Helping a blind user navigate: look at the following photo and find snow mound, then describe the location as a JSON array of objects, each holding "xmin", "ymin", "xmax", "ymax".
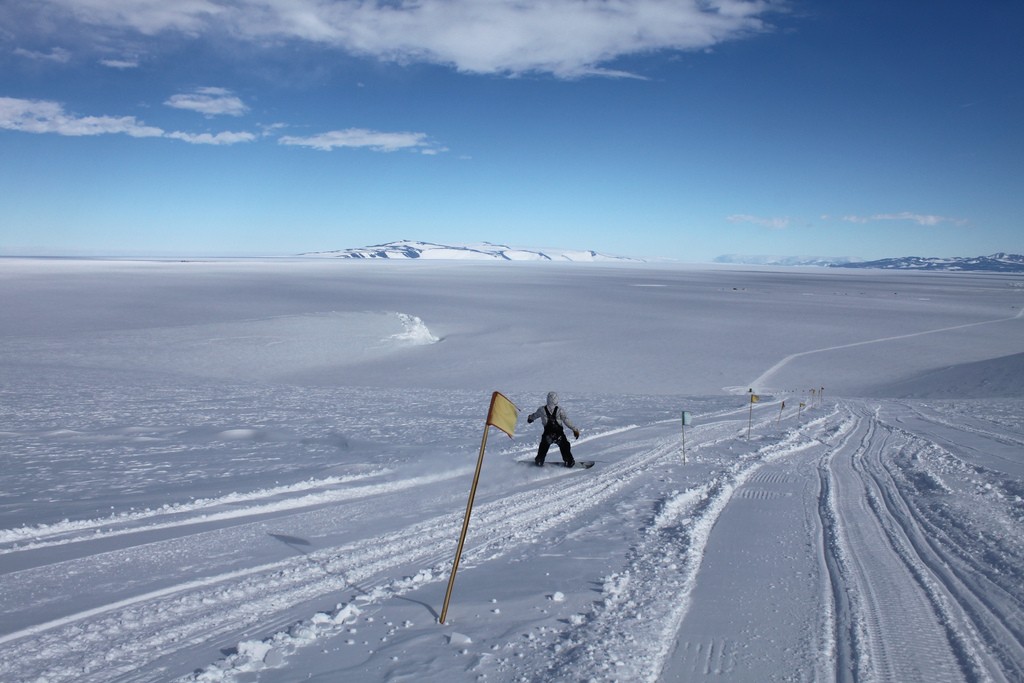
[{"xmin": 389, "ymin": 313, "xmax": 439, "ymax": 344}]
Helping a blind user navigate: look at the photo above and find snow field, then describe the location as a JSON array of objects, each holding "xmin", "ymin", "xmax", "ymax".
[{"xmin": 1, "ymin": 260, "xmax": 1022, "ymax": 682}]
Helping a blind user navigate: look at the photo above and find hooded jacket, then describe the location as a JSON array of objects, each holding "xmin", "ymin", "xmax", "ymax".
[{"xmin": 527, "ymin": 392, "xmax": 577, "ymax": 435}]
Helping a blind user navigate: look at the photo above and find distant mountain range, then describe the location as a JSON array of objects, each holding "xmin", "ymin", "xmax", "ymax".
[
  {"xmin": 714, "ymin": 255, "xmax": 862, "ymax": 267},
  {"xmin": 303, "ymin": 243, "xmax": 1024, "ymax": 271},
  {"xmin": 302, "ymin": 240, "xmax": 642, "ymax": 262},
  {"xmin": 830, "ymin": 253, "xmax": 1024, "ymax": 272},
  {"xmin": 716, "ymin": 253, "xmax": 1024, "ymax": 273}
]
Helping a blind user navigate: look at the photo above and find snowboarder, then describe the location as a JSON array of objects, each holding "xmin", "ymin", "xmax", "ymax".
[{"xmin": 526, "ymin": 392, "xmax": 580, "ymax": 467}]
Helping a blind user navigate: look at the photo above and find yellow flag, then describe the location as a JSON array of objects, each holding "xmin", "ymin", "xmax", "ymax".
[
  {"xmin": 486, "ymin": 391, "xmax": 519, "ymax": 438},
  {"xmin": 750, "ymin": 394, "xmax": 760, "ymax": 403}
]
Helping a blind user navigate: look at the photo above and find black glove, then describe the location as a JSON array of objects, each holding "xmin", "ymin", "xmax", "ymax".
[
  {"xmin": 573, "ymin": 428, "xmax": 580, "ymax": 440},
  {"xmin": 527, "ymin": 415, "xmax": 534, "ymax": 424}
]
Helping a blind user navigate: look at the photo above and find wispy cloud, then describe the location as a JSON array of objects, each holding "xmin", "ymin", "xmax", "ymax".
[
  {"xmin": 164, "ymin": 130, "xmax": 257, "ymax": 145},
  {"xmin": 99, "ymin": 57, "xmax": 140, "ymax": 69},
  {"xmin": 165, "ymin": 87, "xmax": 249, "ymax": 117},
  {"xmin": 829, "ymin": 212, "xmax": 968, "ymax": 227},
  {"xmin": 14, "ymin": 46, "xmax": 72, "ymax": 63},
  {"xmin": 0, "ymin": 97, "xmax": 439, "ymax": 152},
  {"xmin": 727, "ymin": 214, "xmax": 791, "ymax": 230},
  {"xmin": 33, "ymin": 0, "xmax": 776, "ymax": 78},
  {"xmin": 0, "ymin": 96, "xmax": 253, "ymax": 144},
  {"xmin": 279, "ymin": 128, "xmax": 443, "ymax": 154},
  {"xmin": 0, "ymin": 97, "xmax": 163, "ymax": 137},
  {"xmin": 47, "ymin": 0, "xmax": 221, "ymax": 35}
]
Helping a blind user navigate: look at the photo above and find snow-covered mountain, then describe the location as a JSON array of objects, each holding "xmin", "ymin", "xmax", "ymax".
[
  {"xmin": 715, "ymin": 252, "xmax": 1024, "ymax": 272},
  {"xmin": 831, "ymin": 253, "xmax": 1024, "ymax": 272},
  {"xmin": 302, "ymin": 240, "xmax": 642, "ymax": 262},
  {"xmin": 713, "ymin": 254, "xmax": 861, "ymax": 267}
]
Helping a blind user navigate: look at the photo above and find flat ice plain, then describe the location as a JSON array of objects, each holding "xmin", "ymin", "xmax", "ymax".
[{"xmin": 1, "ymin": 258, "xmax": 1022, "ymax": 682}]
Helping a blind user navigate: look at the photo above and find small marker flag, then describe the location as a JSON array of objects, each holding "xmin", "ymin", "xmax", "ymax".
[
  {"xmin": 486, "ymin": 391, "xmax": 519, "ymax": 438},
  {"xmin": 750, "ymin": 394, "xmax": 760, "ymax": 403}
]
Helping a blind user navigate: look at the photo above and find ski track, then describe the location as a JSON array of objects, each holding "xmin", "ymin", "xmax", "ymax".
[
  {"xmin": 0, "ymin": 426, "xmax": 648, "ymax": 556},
  {"xmin": 0, "ymin": 470, "xmax": 397, "ymax": 553},
  {"xmin": 0, "ymin": 419, "xmax": 734, "ymax": 682},
  {"xmin": 3, "ymin": 400, "xmax": 1022, "ymax": 682}
]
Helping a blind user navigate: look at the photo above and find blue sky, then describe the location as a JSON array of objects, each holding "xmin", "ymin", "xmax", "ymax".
[{"xmin": 1, "ymin": 1, "xmax": 1021, "ymax": 261}]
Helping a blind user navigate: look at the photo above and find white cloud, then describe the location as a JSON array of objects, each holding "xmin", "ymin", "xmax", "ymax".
[
  {"xmin": 14, "ymin": 46, "xmax": 72, "ymax": 63},
  {"xmin": 0, "ymin": 96, "xmax": 253, "ymax": 145},
  {"xmin": 836, "ymin": 212, "xmax": 968, "ymax": 227},
  {"xmin": 0, "ymin": 97, "xmax": 163, "ymax": 137},
  {"xmin": 0, "ymin": 97, "xmax": 438, "ymax": 152},
  {"xmin": 48, "ymin": 0, "xmax": 225, "ymax": 36},
  {"xmin": 727, "ymin": 214, "xmax": 790, "ymax": 229},
  {"xmin": 165, "ymin": 87, "xmax": 249, "ymax": 117},
  {"xmin": 37, "ymin": 0, "xmax": 775, "ymax": 78},
  {"xmin": 165, "ymin": 130, "xmax": 257, "ymax": 145},
  {"xmin": 99, "ymin": 57, "xmax": 140, "ymax": 68},
  {"xmin": 279, "ymin": 128, "xmax": 441, "ymax": 153}
]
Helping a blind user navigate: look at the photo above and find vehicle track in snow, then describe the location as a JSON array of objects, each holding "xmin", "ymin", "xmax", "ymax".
[
  {"xmin": 871, "ymin": 411, "xmax": 1024, "ymax": 681},
  {"xmin": 819, "ymin": 401, "xmax": 1020, "ymax": 683}
]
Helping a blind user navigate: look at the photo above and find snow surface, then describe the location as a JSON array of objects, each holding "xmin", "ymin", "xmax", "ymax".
[{"xmin": 1, "ymin": 258, "xmax": 1022, "ymax": 682}]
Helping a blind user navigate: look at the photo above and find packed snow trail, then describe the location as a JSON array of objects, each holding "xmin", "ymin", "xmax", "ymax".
[
  {"xmin": 821, "ymin": 406, "xmax": 976, "ymax": 682},
  {"xmin": 0, "ymin": 411, "xmax": 755, "ymax": 682},
  {"xmin": 663, "ymin": 418, "xmax": 841, "ymax": 682},
  {"xmin": 530, "ymin": 412, "xmax": 840, "ymax": 683},
  {"xmin": 665, "ymin": 400, "xmax": 1024, "ymax": 683},
  {"xmin": 869, "ymin": 404, "xmax": 1024, "ymax": 681}
]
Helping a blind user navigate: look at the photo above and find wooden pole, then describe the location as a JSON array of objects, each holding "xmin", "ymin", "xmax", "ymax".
[
  {"xmin": 439, "ymin": 423, "xmax": 490, "ymax": 625},
  {"xmin": 747, "ymin": 390, "xmax": 754, "ymax": 439}
]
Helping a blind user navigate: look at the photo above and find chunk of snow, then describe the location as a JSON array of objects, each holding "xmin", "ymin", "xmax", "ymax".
[{"xmin": 448, "ymin": 632, "xmax": 473, "ymax": 647}]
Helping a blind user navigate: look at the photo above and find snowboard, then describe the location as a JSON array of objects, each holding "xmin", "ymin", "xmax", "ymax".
[{"xmin": 525, "ymin": 460, "xmax": 594, "ymax": 469}]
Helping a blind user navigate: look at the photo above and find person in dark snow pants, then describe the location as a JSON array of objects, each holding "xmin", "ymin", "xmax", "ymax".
[{"xmin": 526, "ymin": 392, "xmax": 580, "ymax": 467}]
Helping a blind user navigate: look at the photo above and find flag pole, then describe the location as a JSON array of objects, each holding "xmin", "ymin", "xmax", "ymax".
[
  {"xmin": 747, "ymin": 389, "xmax": 754, "ymax": 439},
  {"xmin": 440, "ymin": 422, "xmax": 490, "ymax": 625},
  {"xmin": 681, "ymin": 411, "xmax": 691, "ymax": 464},
  {"xmin": 439, "ymin": 392, "xmax": 517, "ymax": 625}
]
